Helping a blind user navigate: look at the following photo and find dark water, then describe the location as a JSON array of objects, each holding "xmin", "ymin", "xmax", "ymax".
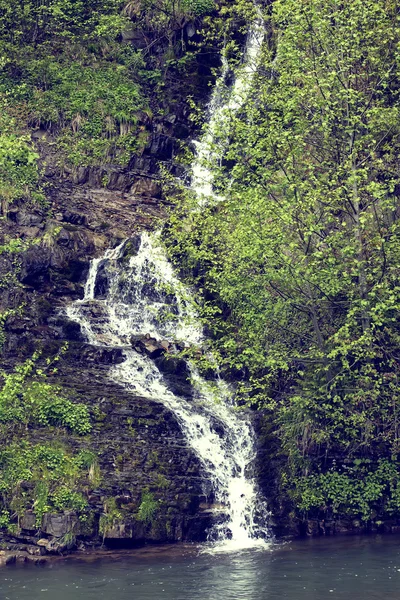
[{"xmin": 2, "ymin": 536, "xmax": 400, "ymax": 600}]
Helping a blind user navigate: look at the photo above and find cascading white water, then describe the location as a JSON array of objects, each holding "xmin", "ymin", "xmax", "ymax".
[
  {"xmin": 67, "ymin": 233, "xmax": 269, "ymax": 551},
  {"xmin": 66, "ymin": 19, "xmax": 269, "ymax": 553},
  {"xmin": 191, "ymin": 15, "xmax": 265, "ymax": 204}
]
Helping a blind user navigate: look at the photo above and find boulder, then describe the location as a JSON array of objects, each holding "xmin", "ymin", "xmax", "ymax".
[
  {"xmin": 154, "ymin": 353, "xmax": 192, "ymax": 398},
  {"xmin": 20, "ymin": 511, "xmax": 37, "ymax": 532},
  {"xmin": 131, "ymin": 334, "xmax": 167, "ymax": 359},
  {"xmin": 130, "ymin": 178, "xmax": 161, "ymax": 198},
  {"xmin": 41, "ymin": 512, "xmax": 79, "ymax": 538}
]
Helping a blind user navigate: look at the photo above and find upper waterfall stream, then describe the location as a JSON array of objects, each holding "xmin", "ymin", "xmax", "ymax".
[
  {"xmin": 66, "ymin": 20, "xmax": 268, "ymax": 553},
  {"xmin": 191, "ymin": 14, "xmax": 265, "ymax": 204}
]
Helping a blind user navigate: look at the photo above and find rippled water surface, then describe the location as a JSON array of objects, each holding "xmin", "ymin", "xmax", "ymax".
[{"xmin": 2, "ymin": 536, "xmax": 400, "ymax": 600}]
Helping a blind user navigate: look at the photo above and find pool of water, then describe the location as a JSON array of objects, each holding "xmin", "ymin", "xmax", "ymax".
[{"xmin": 2, "ymin": 536, "xmax": 400, "ymax": 600}]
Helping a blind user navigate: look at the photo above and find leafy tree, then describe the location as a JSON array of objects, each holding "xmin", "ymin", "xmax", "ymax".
[{"xmin": 166, "ymin": 0, "xmax": 400, "ymax": 519}]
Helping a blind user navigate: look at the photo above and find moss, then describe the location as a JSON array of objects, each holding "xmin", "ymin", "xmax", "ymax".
[
  {"xmin": 92, "ymin": 408, "xmax": 107, "ymax": 423},
  {"xmin": 153, "ymin": 474, "xmax": 169, "ymax": 490},
  {"xmin": 35, "ymin": 297, "xmax": 53, "ymax": 321}
]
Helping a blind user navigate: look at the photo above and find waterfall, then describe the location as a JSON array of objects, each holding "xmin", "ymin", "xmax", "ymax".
[
  {"xmin": 66, "ymin": 19, "xmax": 269, "ymax": 553},
  {"xmin": 67, "ymin": 234, "xmax": 269, "ymax": 552}
]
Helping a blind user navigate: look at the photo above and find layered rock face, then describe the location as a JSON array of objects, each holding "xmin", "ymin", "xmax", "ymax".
[{"xmin": 0, "ymin": 41, "xmax": 222, "ymax": 553}]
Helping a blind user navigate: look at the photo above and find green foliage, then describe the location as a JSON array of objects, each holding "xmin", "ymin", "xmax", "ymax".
[
  {"xmin": 0, "ymin": 441, "xmax": 93, "ymax": 528},
  {"xmin": 33, "ymin": 481, "xmax": 50, "ymax": 526},
  {"xmin": 0, "ymin": 0, "xmax": 219, "ymax": 170},
  {"xmin": 0, "ymin": 133, "xmax": 40, "ymax": 210},
  {"xmin": 295, "ymin": 459, "xmax": 400, "ymax": 522},
  {"xmin": 165, "ymin": 0, "xmax": 400, "ymax": 519},
  {"xmin": 51, "ymin": 488, "xmax": 88, "ymax": 512},
  {"xmin": 99, "ymin": 497, "xmax": 122, "ymax": 540},
  {"xmin": 0, "ymin": 0, "xmax": 129, "ymax": 51},
  {"xmin": 0, "ymin": 238, "xmax": 26, "ymax": 256},
  {"xmin": 137, "ymin": 491, "xmax": 159, "ymax": 524},
  {"xmin": 0, "ymin": 352, "xmax": 91, "ymax": 435},
  {"xmin": 182, "ymin": 0, "xmax": 215, "ymax": 16},
  {"xmin": 126, "ymin": 0, "xmax": 215, "ymax": 29},
  {"xmin": 23, "ymin": 60, "xmax": 147, "ymax": 166},
  {"xmin": 0, "ymin": 238, "xmax": 35, "ymax": 349},
  {"xmin": 0, "ymin": 109, "xmax": 43, "ymax": 213},
  {"xmin": 0, "ymin": 511, "xmax": 10, "ymax": 529},
  {"xmin": 0, "ymin": 0, "xmax": 149, "ymax": 169}
]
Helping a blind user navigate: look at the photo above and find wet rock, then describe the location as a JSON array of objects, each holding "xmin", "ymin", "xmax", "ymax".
[
  {"xmin": 81, "ymin": 346, "xmax": 125, "ymax": 364},
  {"xmin": 173, "ymin": 123, "xmax": 190, "ymax": 139},
  {"xmin": 146, "ymin": 134, "xmax": 174, "ymax": 160},
  {"xmin": 72, "ymin": 166, "xmax": 89, "ymax": 185},
  {"xmin": 26, "ymin": 545, "xmax": 46, "ymax": 556},
  {"xmin": 41, "ymin": 512, "xmax": 78, "ymax": 538},
  {"xmin": 2, "ymin": 553, "xmax": 16, "ymax": 565},
  {"xmin": 8, "ymin": 209, "xmax": 44, "ymax": 227},
  {"xmin": 20, "ymin": 511, "xmax": 37, "ymax": 532},
  {"xmin": 119, "ymin": 236, "xmax": 142, "ymax": 261},
  {"xmin": 198, "ymin": 502, "xmax": 226, "ymax": 514},
  {"xmin": 208, "ymin": 416, "xmax": 225, "ymax": 438},
  {"xmin": 49, "ymin": 315, "xmax": 84, "ymax": 340},
  {"xmin": 46, "ymin": 537, "xmax": 77, "ymax": 553},
  {"xmin": 130, "ymin": 178, "xmax": 161, "ymax": 198},
  {"xmin": 21, "ymin": 226, "xmax": 41, "ymax": 239},
  {"xmin": 131, "ymin": 334, "xmax": 166, "ymax": 359},
  {"xmin": 94, "ymin": 262, "xmax": 109, "ymax": 298},
  {"xmin": 129, "ymin": 335, "xmax": 193, "ymax": 397},
  {"xmin": 104, "ymin": 523, "xmax": 131, "ymax": 539},
  {"xmin": 183, "ymin": 514, "xmax": 217, "ymax": 542},
  {"xmin": 154, "ymin": 353, "xmax": 193, "ymax": 398},
  {"xmin": 62, "ymin": 210, "xmax": 87, "ymax": 226},
  {"xmin": 61, "ymin": 318, "xmax": 83, "ymax": 341},
  {"xmin": 20, "ymin": 245, "xmax": 52, "ymax": 285},
  {"xmin": 129, "ymin": 156, "xmax": 155, "ymax": 173}
]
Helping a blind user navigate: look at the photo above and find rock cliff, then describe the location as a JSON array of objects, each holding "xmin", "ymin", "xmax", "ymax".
[{"xmin": 0, "ymin": 21, "xmax": 225, "ymax": 554}]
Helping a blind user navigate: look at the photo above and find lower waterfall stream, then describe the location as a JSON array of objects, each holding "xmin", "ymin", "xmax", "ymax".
[{"xmin": 66, "ymin": 233, "xmax": 269, "ymax": 552}]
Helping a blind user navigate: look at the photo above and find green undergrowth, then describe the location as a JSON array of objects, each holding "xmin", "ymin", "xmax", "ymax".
[
  {"xmin": 0, "ymin": 108, "xmax": 44, "ymax": 216},
  {"xmin": 0, "ymin": 442, "xmax": 96, "ymax": 531},
  {"xmin": 137, "ymin": 490, "xmax": 160, "ymax": 524},
  {"xmin": 294, "ymin": 459, "xmax": 400, "ymax": 522},
  {"xmin": 98, "ymin": 491, "xmax": 160, "ymax": 541},
  {"xmin": 0, "ymin": 351, "xmax": 91, "ymax": 435},
  {"xmin": 0, "ymin": 0, "xmax": 219, "ymax": 214},
  {"xmin": 0, "ymin": 348, "xmax": 175, "ymax": 538},
  {"xmin": 0, "ymin": 350, "xmax": 96, "ymax": 532},
  {"xmin": 0, "ymin": 50, "xmax": 149, "ymax": 170}
]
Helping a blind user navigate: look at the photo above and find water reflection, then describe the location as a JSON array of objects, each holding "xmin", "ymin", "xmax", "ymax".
[
  {"xmin": 2, "ymin": 536, "xmax": 400, "ymax": 600},
  {"xmin": 192, "ymin": 549, "xmax": 273, "ymax": 600}
]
